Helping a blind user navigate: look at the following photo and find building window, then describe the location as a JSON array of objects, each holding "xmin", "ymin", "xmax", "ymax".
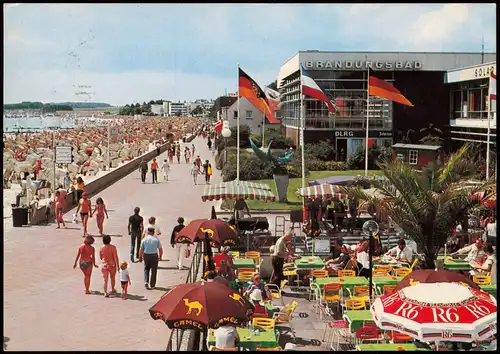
[
  {"xmin": 246, "ymin": 110, "xmax": 253, "ymax": 119},
  {"xmin": 409, "ymin": 150, "xmax": 418, "ymax": 165},
  {"xmin": 233, "ymin": 110, "xmax": 238, "ymax": 119}
]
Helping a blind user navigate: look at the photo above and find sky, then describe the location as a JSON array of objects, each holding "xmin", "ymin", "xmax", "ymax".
[{"xmin": 3, "ymin": 3, "xmax": 497, "ymax": 106}]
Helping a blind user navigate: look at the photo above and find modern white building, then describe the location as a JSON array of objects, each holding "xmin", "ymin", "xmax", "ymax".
[
  {"xmin": 169, "ymin": 102, "xmax": 189, "ymax": 116},
  {"xmin": 220, "ymin": 97, "xmax": 280, "ymax": 134},
  {"xmin": 445, "ymin": 61, "xmax": 496, "ymax": 149},
  {"xmin": 151, "ymin": 104, "xmax": 164, "ymax": 116}
]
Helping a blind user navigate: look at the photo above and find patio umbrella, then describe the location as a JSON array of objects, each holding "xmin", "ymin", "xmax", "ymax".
[
  {"xmin": 203, "ymin": 232, "xmax": 216, "ymax": 279},
  {"xmin": 201, "ymin": 184, "xmax": 276, "ymax": 202},
  {"xmin": 395, "ymin": 269, "xmax": 479, "ymax": 291},
  {"xmin": 175, "ymin": 219, "xmax": 239, "ymax": 248},
  {"xmin": 210, "ymin": 205, "xmax": 217, "ymax": 220},
  {"xmin": 371, "ymin": 282, "xmax": 497, "ymax": 343},
  {"xmin": 296, "ymin": 183, "xmax": 350, "ymax": 199},
  {"xmin": 150, "ymin": 281, "xmax": 254, "ymax": 330},
  {"xmin": 218, "ymin": 180, "xmax": 272, "ymax": 190}
]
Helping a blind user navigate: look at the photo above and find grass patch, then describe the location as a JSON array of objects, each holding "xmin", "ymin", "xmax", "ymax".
[{"xmin": 245, "ymin": 170, "xmax": 383, "ymax": 211}]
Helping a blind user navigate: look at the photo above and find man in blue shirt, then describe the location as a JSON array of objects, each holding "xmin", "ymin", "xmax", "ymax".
[{"xmin": 139, "ymin": 227, "xmax": 163, "ymax": 289}]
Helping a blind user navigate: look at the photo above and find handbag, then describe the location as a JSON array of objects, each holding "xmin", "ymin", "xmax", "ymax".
[
  {"xmin": 207, "ymin": 166, "xmax": 212, "ymax": 176},
  {"xmin": 185, "ymin": 247, "xmax": 191, "ymax": 258},
  {"xmin": 72, "ymin": 213, "xmax": 79, "ymax": 224}
]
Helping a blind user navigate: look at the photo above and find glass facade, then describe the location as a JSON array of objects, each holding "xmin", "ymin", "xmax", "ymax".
[
  {"xmin": 450, "ymin": 78, "xmax": 490, "ymax": 120},
  {"xmin": 279, "ymin": 70, "xmax": 394, "ymax": 131}
]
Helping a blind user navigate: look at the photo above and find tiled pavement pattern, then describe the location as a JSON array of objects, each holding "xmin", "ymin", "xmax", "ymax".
[{"xmin": 3, "ymin": 137, "xmax": 222, "ymax": 351}]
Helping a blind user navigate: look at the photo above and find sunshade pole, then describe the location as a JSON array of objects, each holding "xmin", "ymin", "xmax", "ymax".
[{"xmin": 237, "ymin": 63, "xmax": 240, "ymax": 182}]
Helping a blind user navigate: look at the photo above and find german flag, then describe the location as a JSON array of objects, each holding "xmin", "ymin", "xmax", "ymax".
[
  {"xmin": 368, "ymin": 76, "xmax": 414, "ymax": 107},
  {"xmin": 239, "ymin": 68, "xmax": 274, "ymax": 121}
]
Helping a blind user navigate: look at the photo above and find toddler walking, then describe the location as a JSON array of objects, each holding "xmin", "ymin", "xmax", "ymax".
[{"xmin": 120, "ymin": 262, "xmax": 131, "ymax": 300}]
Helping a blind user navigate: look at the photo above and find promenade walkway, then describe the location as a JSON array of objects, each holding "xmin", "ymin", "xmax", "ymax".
[{"xmin": 3, "ymin": 137, "xmax": 221, "ymax": 351}]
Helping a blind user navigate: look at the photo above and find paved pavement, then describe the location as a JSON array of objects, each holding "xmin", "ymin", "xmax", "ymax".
[{"xmin": 3, "ymin": 137, "xmax": 221, "ymax": 351}]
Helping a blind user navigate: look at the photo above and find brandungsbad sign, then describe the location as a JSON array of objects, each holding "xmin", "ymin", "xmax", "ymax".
[{"xmin": 303, "ymin": 60, "xmax": 423, "ymax": 71}]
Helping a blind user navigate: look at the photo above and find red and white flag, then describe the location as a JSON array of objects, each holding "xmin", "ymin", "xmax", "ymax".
[
  {"xmin": 489, "ymin": 73, "xmax": 496, "ymax": 100},
  {"xmin": 214, "ymin": 119, "xmax": 223, "ymax": 132}
]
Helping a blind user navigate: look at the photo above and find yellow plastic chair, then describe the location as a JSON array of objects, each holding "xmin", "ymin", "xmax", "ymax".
[
  {"xmin": 256, "ymin": 348, "xmax": 282, "ymax": 351},
  {"xmin": 374, "ymin": 264, "xmax": 393, "ymax": 273},
  {"xmin": 344, "ymin": 298, "xmax": 366, "ymax": 311},
  {"xmin": 267, "ymin": 280, "xmax": 288, "ymax": 306},
  {"xmin": 372, "ymin": 269, "xmax": 389, "ymax": 277},
  {"xmin": 473, "ymin": 275, "xmax": 492, "ymax": 285},
  {"xmin": 238, "ymin": 271, "xmax": 255, "ymax": 281},
  {"xmin": 252, "ymin": 317, "xmax": 276, "ymax": 330},
  {"xmin": 409, "ymin": 257, "xmax": 419, "ymax": 270},
  {"xmin": 338, "ymin": 269, "xmax": 356, "ymax": 277},
  {"xmin": 211, "ymin": 347, "xmax": 239, "ymax": 351},
  {"xmin": 229, "ymin": 251, "xmax": 240, "ymax": 259},
  {"xmin": 383, "ymin": 285, "xmax": 397, "ymax": 294},
  {"xmin": 273, "ymin": 301, "xmax": 297, "ymax": 339},
  {"xmin": 311, "ymin": 269, "xmax": 329, "ymax": 278},
  {"xmin": 348, "ymin": 285, "xmax": 371, "ymax": 304},
  {"xmin": 394, "ymin": 268, "xmax": 412, "ymax": 277},
  {"xmin": 237, "ymin": 268, "xmax": 256, "ymax": 274},
  {"xmin": 245, "ymin": 251, "xmax": 261, "ymax": 263}
]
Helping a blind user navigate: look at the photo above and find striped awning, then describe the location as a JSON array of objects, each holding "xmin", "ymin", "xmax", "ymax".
[
  {"xmin": 216, "ymin": 180, "xmax": 272, "ymax": 191},
  {"xmin": 202, "ymin": 184, "xmax": 276, "ymax": 202},
  {"xmin": 296, "ymin": 183, "xmax": 350, "ymax": 199}
]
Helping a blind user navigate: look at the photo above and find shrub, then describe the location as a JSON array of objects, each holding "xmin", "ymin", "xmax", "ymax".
[
  {"xmin": 221, "ymin": 151, "xmax": 275, "ymax": 181},
  {"xmin": 306, "ymin": 159, "xmax": 347, "ymax": 171},
  {"xmin": 253, "ymin": 129, "xmax": 294, "ymax": 149},
  {"xmin": 304, "ymin": 139, "xmax": 335, "ymax": 161},
  {"xmin": 347, "ymin": 145, "xmax": 381, "ymax": 170},
  {"xmin": 225, "ymin": 125, "xmax": 251, "ymax": 148}
]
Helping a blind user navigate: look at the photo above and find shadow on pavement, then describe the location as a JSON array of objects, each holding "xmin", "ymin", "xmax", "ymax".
[
  {"xmin": 151, "ymin": 286, "xmax": 171, "ymax": 292},
  {"xmin": 90, "ymin": 290, "xmax": 148, "ymax": 301},
  {"xmin": 89, "ymin": 233, "xmax": 124, "ymax": 238},
  {"xmin": 158, "ymin": 266, "xmax": 183, "ymax": 270}
]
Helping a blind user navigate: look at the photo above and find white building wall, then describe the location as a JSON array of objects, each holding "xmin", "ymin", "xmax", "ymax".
[{"xmin": 221, "ymin": 97, "xmax": 279, "ymax": 134}]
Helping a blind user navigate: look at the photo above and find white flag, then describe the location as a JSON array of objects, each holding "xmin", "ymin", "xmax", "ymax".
[{"xmin": 489, "ymin": 73, "xmax": 496, "ymax": 100}]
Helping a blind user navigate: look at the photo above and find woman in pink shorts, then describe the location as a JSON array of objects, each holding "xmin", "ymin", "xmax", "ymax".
[
  {"xmin": 99, "ymin": 234, "xmax": 119, "ymax": 297},
  {"xmin": 73, "ymin": 235, "xmax": 98, "ymax": 294}
]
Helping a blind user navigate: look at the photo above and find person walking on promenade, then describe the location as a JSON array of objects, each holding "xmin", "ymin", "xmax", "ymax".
[
  {"xmin": 73, "ymin": 235, "xmax": 98, "ymax": 295},
  {"xmin": 120, "ymin": 262, "xmax": 131, "ymax": 300},
  {"xmin": 184, "ymin": 147, "xmax": 191, "ymax": 164},
  {"xmin": 140, "ymin": 159, "xmax": 148, "ymax": 183},
  {"xmin": 139, "ymin": 226, "xmax": 163, "ymax": 289},
  {"xmin": 99, "ymin": 235, "xmax": 119, "ymax": 298},
  {"xmin": 128, "ymin": 207, "xmax": 144, "ymax": 263},
  {"xmin": 161, "ymin": 159, "xmax": 170, "ymax": 181},
  {"xmin": 76, "ymin": 192, "xmax": 92, "ymax": 237},
  {"xmin": 171, "ymin": 217, "xmax": 188, "ymax": 270},
  {"xmin": 64, "ymin": 172, "xmax": 72, "ymax": 192},
  {"xmin": 203, "ymin": 160, "xmax": 212, "ymax": 184},
  {"xmin": 151, "ymin": 158, "xmax": 159, "ymax": 184},
  {"xmin": 53, "ymin": 190, "xmax": 66, "ymax": 229},
  {"xmin": 191, "ymin": 162, "xmax": 199, "ymax": 185},
  {"xmin": 156, "ymin": 141, "xmax": 161, "ymax": 156},
  {"xmin": 146, "ymin": 216, "xmax": 162, "ymax": 240},
  {"xmin": 168, "ymin": 148, "xmax": 174, "ymax": 163},
  {"xmin": 195, "ymin": 155, "xmax": 202, "ymax": 173},
  {"xmin": 75, "ymin": 176, "xmax": 85, "ymax": 205},
  {"xmin": 92, "ymin": 197, "xmax": 109, "ymax": 235},
  {"xmin": 176, "ymin": 147, "xmax": 181, "ymax": 164},
  {"xmin": 192, "ymin": 143, "xmax": 196, "ymax": 156},
  {"xmin": 207, "ymin": 138, "xmax": 212, "ymax": 151}
]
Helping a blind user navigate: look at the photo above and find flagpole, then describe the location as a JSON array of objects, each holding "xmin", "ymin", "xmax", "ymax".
[
  {"xmin": 364, "ymin": 66, "xmax": 370, "ymax": 177},
  {"xmin": 262, "ymin": 111, "xmax": 266, "ymax": 148},
  {"xmin": 300, "ymin": 69, "xmax": 308, "ymax": 254},
  {"xmin": 486, "ymin": 91, "xmax": 491, "ymax": 180},
  {"xmin": 237, "ymin": 63, "xmax": 240, "ymax": 182}
]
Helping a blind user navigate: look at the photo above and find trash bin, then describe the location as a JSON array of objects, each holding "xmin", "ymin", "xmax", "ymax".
[{"xmin": 12, "ymin": 207, "xmax": 29, "ymax": 227}]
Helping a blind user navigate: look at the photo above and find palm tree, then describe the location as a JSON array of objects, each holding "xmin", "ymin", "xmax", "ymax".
[{"xmin": 341, "ymin": 144, "xmax": 496, "ymax": 269}]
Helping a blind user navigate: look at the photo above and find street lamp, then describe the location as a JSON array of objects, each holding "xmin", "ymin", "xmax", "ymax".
[
  {"xmin": 362, "ymin": 219, "xmax": 379, "ymax": 301},
  {"xmin": 222, "ymin": 125, "xmax": 231, "ymax": 164}
]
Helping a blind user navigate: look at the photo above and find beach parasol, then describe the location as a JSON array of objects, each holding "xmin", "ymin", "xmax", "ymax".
[
  {"xmin": 296, "ymin": 183, "xmax": 350, "ymax": 199},
  {"xmin": 149, "ymin": 281, "xmax": 254, "ymax": 330},
  {"xmin": 201, "ymin": 184, "xmax": 276, "ymax": 202},
  {"xmin": 175, "ymin": 219, "xmax": 239, "ymax": 248},
  {"xmin": 395, "ymin": 269, "xmax": 479, "ymax": 291},
  {"xmin": 371, "ymin": 282, "xmax": 497, "ymax": 343}
]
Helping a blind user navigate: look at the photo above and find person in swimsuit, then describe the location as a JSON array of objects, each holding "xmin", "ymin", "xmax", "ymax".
[
  {"xmin": 191, "ymin": 162, "xmax": 199, "ymax": 185},
  {"xmin": 76, "ymin": 192, "xmax": 92, "ymax": 237},
  {"xmin": 75, "ymin": 176, "xmax": 85, "ymax": 205},
  {"xmin": 184, "ymin": 147, "xmax": 191, "ymax": 164},
  {"xmin": 168, "ymin": 149, "xmax": 174, "ymax": 163},
  {"xmin": 73, "ymin": 235, "xmax": 98, "ymax": 294},
  {"xmin": 53, "ymin": 190, "xmax": 66, "ymax": 229},
  {"xmin": 176, "ymin": 147, "xmax": 181, "ymax": 164},
  {"xmin": 120, "ymin": 262, "xmax": 131, "ymax": 300},
  {"xmin": 99, "ymin": 235, "xmax": 120, "ymax": 298},
  {"xmin": 151, "ymin": 158, "xmax": 159, "ymax": 184},
  {"xmin": 191, "ymin": 143, "xmax": 196, "ymax": 156},
  {"xmin": 91, "ymin": 197, "xmax": 109, "ymax": 235}
]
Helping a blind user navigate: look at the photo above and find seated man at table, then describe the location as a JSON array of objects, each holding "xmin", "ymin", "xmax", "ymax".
[
  {"xmin": 356, "ymin": 241, "xmax": 371, "ymax": 277},
  {"xmin": 325, "ymin": 244, "xmax": 351, "ymax": 275},
  {"xmin": 470, "ymin": 244, "xmax": 496, "ymax": 284},
  {"xmin": 215, "ymin": 324, "xmax": 240, "ymax": 349},
  {"xmin": 214, "ymin": 246, "xmax": 234, "ymax": 268},
  {"xmin": 217, "ymin": 260, "xmax": 236, "ymax": 282},
  {"xmin": 245, "ymin": 273, "xmax": 271, "ymax": 300},
  {"xmin": 385, "ymin": 238, "xmax": 413, "ymax": 264},
  {"xmin": 450, "ymin": 239, "xmax": 485, "ymax": 263}
]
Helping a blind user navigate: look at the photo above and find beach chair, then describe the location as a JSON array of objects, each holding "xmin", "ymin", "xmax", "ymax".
[
  {"xmin": 252, "ymin": 317, "xmax": 276, "ymax": 330},
  {"xmin": 472, "ymin": 275, "xmax": 492, "ymax": 285}
]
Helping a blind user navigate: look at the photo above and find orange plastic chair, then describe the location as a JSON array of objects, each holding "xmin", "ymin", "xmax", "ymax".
[
  {"xmin": 252, "ymin": 317, "xmax": 276, "ymax": 330},
  {"xmin": 245, "ymin": 251, "xmax": 261, "ymax": 263},
  {"xmin": 311, "ymin": 269, "xmax": 329, "ymax": 278},
  {"xmin": 383, "ymin": 285, "xmax": 397, "ymax": 294},
  {"xmin": 394, "ymin": 268, "xmax": 412, "ymax": 277},
  {"xmin": 372, "ymin": 269, "xmax": 389, "ymax": 276},
  {"xmin": 338, "ymin": 269, "xmax": 356, "ymax": 277},
  {"xmin": 374, "ymin": 264, "xmax": 393, "ymax": 273},
  {"xmin": 388, "ymin": 331, "xmax": 413, "ymax": 343},
  {"xmin": 322, "ymin": 283, "xmax": 342, "ymax": 304},
  {"xmin": 472, "ymin": 275, "xmax": 492, "ymax": 285},
  {"xmin": 349, "ymin": 285, "xmax": 371, "ymax": 303},
  {"xmin": 237, "ymin": 267, "xmax": 256, "ymax": 274},
  {"xmin": 256, "ymin": 348, "xmax": 282, "ymax": 351},
  {"xmin": 211, "ymin": 347, "xmax": 239, "ymax": 351},
  {"xmin": 344, "ymin": 299, "xmax": 366, "ymax": 310}
]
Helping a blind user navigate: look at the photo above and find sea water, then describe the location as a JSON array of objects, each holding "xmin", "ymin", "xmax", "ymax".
[{"xmin": 3, "ymin": 116, "xmax": 76, "ymax": 132}]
